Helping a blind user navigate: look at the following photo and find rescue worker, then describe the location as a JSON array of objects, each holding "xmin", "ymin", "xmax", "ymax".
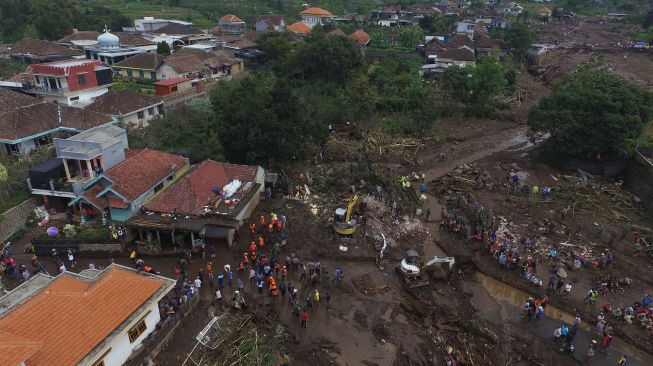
[
  {"xmin": 243, "ymin": 252, "xmax": 249, "ymax": 265},
  {"xmin": 249, "ymin": 223, "xmax": 256, "ymax": 237},
  {"xmin": 249, "ymin": 241, "xmax": 257, "ymax": 254},
  {"xmin": 281, "ymin": 266, "xmax": 288, "ymax": 281},
  {"xmin": 258, "ymin": 236, "xmax": 265, "ymax": 249}
]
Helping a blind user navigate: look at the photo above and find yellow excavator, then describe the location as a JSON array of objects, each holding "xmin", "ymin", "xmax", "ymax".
[{"xmin": 333, "ymin": 194, "xmax": 359, "ymax": 237}]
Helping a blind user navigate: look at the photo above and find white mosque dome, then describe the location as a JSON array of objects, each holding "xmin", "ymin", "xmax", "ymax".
[{"xmin": 97, "ymin": 30, "xmax": 120, "ymax": 49}]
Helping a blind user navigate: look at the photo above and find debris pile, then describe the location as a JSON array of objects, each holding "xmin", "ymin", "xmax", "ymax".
[{"xmin": 363, "ymin": 195, "xmax": 428, "ymax": 247}]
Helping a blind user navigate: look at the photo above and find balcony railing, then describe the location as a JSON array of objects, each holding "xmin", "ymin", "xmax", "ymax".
[{"xmin": 30, "ymin": 85, "xmax": 66, "ymax": 94}]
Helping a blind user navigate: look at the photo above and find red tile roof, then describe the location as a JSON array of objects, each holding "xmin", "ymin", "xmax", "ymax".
[
  {"xmin": 433, "ymin": 48, "xmax": 476, "ymax": 62},
  {"xmin": 103, "ymin": 148, "xmax": 188, "ymax": 201},
  {"xmin": 87, "ymin": 89, "xmax": 162, "ymax": 117},
  {"xmin": 447, "ymin": 34, "xmax": 474, "ymax": 49},
  {"xmin": 113, "ymin": 53, "xmax": 166, "ymax": 71},
  {"xmin": 9, "ymin": 39, "xmax": 81, "ymax": 57},
  {"xmin": 349, "ymin": 29, "xmax": 371, "ymax": 46},
  {"xmin": 287, "ymin": 22, "xmax": 311, "ymax": 34},
  {"xmin": 153, "ymin": 77, "xmax": 192, "ymax": 86},
  {"xmin": 0, "ymin": 267, "xmax": 169, "ymax": 366},
  {"xmin": 220, "ymin": 14, "xmax": 244, "ymax": 23},
  {"xmin": 146, "ymin": 160, "xmax": 257, "ymax": 216},
  {"xmin": 300, "ymin": 7, "xmax": 333, "ymax": 16},
  {"xmin": 164, "ymin": 54, "xmax": 210, "ymax": 74},
  {"xmin": 0, "ymin": 101, "xmax": 113, "ymax": 142},
  {"xmin": 0, "ymin": 330, "xmax": 41, "ymax": 365}
]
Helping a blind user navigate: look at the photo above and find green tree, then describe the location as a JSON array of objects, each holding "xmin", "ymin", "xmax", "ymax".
[
  {"xmin": 211, "ymin": 73, "xmax": 326, "ymax": 164},
  {"xmin": 504, "ymin": 21, "xmax": 535, "ymax": 60},
  {"xmin": 287, "ymin": 30, "xmax": 364, "ymax": 83},
  {"xmin": 139, "ymin": 105, "xmax": 224, "ymax": 163},
  {"xmin": 256, "ymin": 32, "xmax": 292, "ymax": 67},
  {"xmin": 0, "ymin": 164, "xmax": 8, "ymax": 182},
  {"xmin": 419, "ymin": 15, "xmax": 457, "ymax": 35},
  {"xmin": 156, "ymin": 41, "xmax": 171, "ymax": 56},
  {"xmin": 440, "ymin": 56, "xmax": 510, "ymax": 116},
  {"xmin": 644, "ymin": 9, "xmax": 653, "ymax": 29},
  {"xmin": 529, "ymin": 69, "xmax": 653, "ymax": 158},
  {"xmin": 470, "ymin": 56, "xmax": 509, "ymax": 110}
]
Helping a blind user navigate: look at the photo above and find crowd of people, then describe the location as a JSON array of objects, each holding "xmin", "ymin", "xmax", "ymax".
[{"xmin": 145, "ymin": 211, "xmax": 339, "ymax": 330}]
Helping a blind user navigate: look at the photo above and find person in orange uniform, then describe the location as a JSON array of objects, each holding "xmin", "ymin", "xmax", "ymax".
[
  {"xmin": 249, "ymin": 223, "xmax": 256, "ymax": 237},
  {"xmin": 249, "ymin": 241, "xmax": 257, "ymax": 253},
  {"xmin": 260, "ymin": 215, "xmax": 266, "ymax": 226},
  {"xmin": 276, "ymin": 220, "xmax": 282, "ymax": 232},
  {"xmin": 258, "ymin": 235, "xmax": 265, "ymax": 248},
  {"xmin": 243, "ymin": 252, "xmax": 249, "ymax": 265},
  {"xmin": 269, "ymin": 280, "xmax": 279, "ymax": 298}
]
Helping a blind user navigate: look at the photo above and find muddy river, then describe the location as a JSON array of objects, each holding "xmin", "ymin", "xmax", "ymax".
[{"xmin": 470, "ymin": 272, "xmax": 653, "ymax": 366}]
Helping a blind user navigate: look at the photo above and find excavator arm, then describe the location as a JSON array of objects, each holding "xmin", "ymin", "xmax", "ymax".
[
  {"xmin": 345, "ymin": 194, "xmax": 359, "ymax": 223},
  {"xmin": 423, "ymin": 256, "xmax": 455, "ymax": 271}
]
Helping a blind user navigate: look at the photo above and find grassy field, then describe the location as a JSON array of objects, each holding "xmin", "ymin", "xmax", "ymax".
[
  {"xmin": 92, "ymin": 0, "xmax": 216, "ymax": 28},
  {"xmin": 93, "ymin": 0, "xmax": 385, "ymax": 28}
]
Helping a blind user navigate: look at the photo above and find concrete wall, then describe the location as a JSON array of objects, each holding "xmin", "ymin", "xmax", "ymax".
[
  {"xmin": 158, "ymin": 64, "xmax": 183, "ymax": 80},
  {"xmin": 78, "ymin": 243, "xmax": 123, "ymax": 252},
  {"xmin": 115, "ymin": 68, "xmax": 162, "ymax": 81},
  {"xmin": 95, "ymin": 302, "xmax": 161, "ymax": 366},
  {"xmin": 0, "ymin": 197, "xmax": 38, "ymax": 242},
  {"xmin": 119, "ymin": 104, "xmax": 163, "ymax": 128}
]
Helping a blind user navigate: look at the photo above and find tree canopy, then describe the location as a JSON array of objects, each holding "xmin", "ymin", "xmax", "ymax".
[
  {"xmin": 440, "ymin": 56, "xmax": 512, "ymax": 116},
  {"xmin": 529, "ymin": 69, "xmax": 653, "ymax": 158},
  {"xmin": 0, "ymin": 0, "xmax": 130, "ymax": 42},
  {"xmin": 287, "ymin": 29, "xmax": 365, "ymax": 83},
  {"xmin": 133, "ymin": 102, "xmax": 224, "ymax": 163},
  {"xmin": 503, "ymin": 21, "xmax": 536, "ymax": 60},
  {"xmin": 156, "ymin": 41, "xmax": 171, "ymax": 56},
  {"xmin": 211, "ymin": 73, "xmax": 326, "ymax": 164}
]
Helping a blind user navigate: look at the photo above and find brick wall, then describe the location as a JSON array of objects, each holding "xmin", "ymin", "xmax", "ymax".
[{"xmin": 0, "ymin": 198, "xmax": 38, "ymax": 243}]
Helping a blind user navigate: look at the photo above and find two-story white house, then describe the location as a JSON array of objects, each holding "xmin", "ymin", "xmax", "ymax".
[{"xmin": 300, "ymin": 7, "xmax": 335, "ymax": 28}]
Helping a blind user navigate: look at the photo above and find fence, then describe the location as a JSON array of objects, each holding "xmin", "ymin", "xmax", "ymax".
[
  {"xmin": 30, "ymin": 239, "xmax": 122, "ymax": 255},
  {"xmin": 126, "ymin": 292, "xmax": 201, "ymax": 365}
]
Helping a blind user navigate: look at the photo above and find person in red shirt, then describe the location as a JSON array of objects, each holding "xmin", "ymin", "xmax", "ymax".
[
  {"xmin": 258, "ymin": 236, "xmax": 265, "ymax": 248},
  {"xmin": 300, "ymin": 309, "xmax": 309, "ymax": 328},
  {"xmin": 249, "ymin": 242, "xmax": 257, "ymax": 253},
  {"xmin": 249, "ymin": 223, "xmax": 256, "ymax": 237}
]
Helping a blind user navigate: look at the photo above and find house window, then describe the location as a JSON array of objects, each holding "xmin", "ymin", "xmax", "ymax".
[
  {"xmin": 128, "ymin": 319, "xmax": 147, "ymax": 343},
  {"xmin": 70, "ymin": 96, "xmax": 80, "ymax": 103},
  {"xmin": 154, "ymin": 182, "xmax": 164, "ymax": 192},
  {"xmin": 137, "ymin": 111, "xmax": 145, "ymax": 119},
  {"xmin": 147, "ymin": 107, "xmax": 155, "ymax": 115},
  {"xmin": 34, "ymin": 135, "xmax": 53, "ymax": 148},
  {"xmin": 158, "ymin": 105, "xmax": 164, "ymax": 115},
  {"xmin": 127, "ymin": 70, "xmax": 133, "ymax": 77},
  {"xmin": 151, "ymin": 71, "xmax": 157, "ymax": 80},
  {"xmin": 171, "ymin": 85, "xmax": 178, "ymax": 92},
  {"xmin": 5, "ymin": 144, "xmax": 20, "ymax": 156},
  {"xmin": 139, "ymin": 70, "xmax": 145, "ymax": 78},
  {"xmin": 77, "ymin": 74, "xmax": 87, "ymax": 85}
]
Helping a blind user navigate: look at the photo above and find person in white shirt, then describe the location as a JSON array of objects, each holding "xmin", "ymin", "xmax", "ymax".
[
  {"xmin": 194, "ymin": 277, "xmax": 202, "ymax": 290},
  {"xmin": 216, "ymin": 289, "xmax": 222, "ymax": 304}
]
